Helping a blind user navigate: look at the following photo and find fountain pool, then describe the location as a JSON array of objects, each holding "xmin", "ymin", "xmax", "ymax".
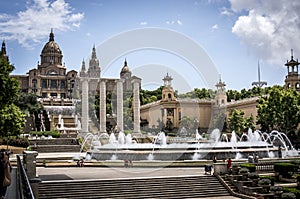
[{"xmin": 82, "ymin": 129, "xmax": 298, "ymax": 161}]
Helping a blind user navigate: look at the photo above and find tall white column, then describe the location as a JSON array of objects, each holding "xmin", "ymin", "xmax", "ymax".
[
  {"xmin": 116, "ymin": 80, "xmax": 124, "ymax": 132},
  {"xmin": 81, "ymin": 78, "xmax": 89, "ymax": 133},
  {"xmin": 99, "ymin": 80, "xmax": 106, "ymax": 133},
  {"xmin": 132, "ymin": 79, "xmax": 140, "ymax": 133}
]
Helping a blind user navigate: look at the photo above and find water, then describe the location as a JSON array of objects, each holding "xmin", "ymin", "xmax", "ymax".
[{"xmin": 82, "ymin": 129, "xmax": 298, "ymax": 161}]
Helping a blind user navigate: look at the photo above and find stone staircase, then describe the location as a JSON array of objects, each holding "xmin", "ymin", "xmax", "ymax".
[
  {"xmin": 29, "ymin": 134, "xmax": 81, "ymax": 153},
  {"xmin": 38, "ymin": 175, "xmax": 231, "ymax": 199}
]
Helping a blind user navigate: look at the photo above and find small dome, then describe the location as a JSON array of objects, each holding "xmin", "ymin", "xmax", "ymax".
[
  {"xmin": 40, "ymin": 30, "xmax": 63, "ymax": 66},
  {"xmin": 42, "ymin": 41, "xmax": 61, "ymax": 54},
  {"xmin": 121, "ymin": 59, "xmax": 130, "ymax": 74}
]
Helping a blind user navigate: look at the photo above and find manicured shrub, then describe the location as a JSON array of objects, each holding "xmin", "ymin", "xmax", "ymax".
[
  {"xmin": 274, "ymin": 162, "xmax": 296, "ymax": 178},
  {"xmin": 239, "ymin": 167, "xmax": 249, "ymax": 174},
  {"xmin": 258, "ymin": 178, "xmax": 271, "ymax": 186},
  {"xmin": 248, "ymin": 172, "xmax": 259, "ymax": 179},
  {"xmin": 0, "ymin": 137, "xmax": 29, "ymax": 148},
  {"xmin": 282, "ymin": 191, "xmax": 297, "ymax": 199},
  {"xmin": 259, "ymin": 175, "xmax": 275, "ymax": 186},
  {"xmin": 282, "ymin": 188, "xmax": 300, "ymax": 198},
  {"xmin": 29, "ymin": 131, "xmax": 60, "ymax": 138},
  {"xmin": 240, "ymin": 163, "xmax": 256, "ymax": 172}
]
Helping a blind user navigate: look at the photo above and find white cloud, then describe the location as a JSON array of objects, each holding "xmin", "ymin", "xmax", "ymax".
[
  {"xmin": 177, "ymin": 20, "xmax": 183, "ymax": 25},
  {"xmin": 140, "ymin": 21, "xmax": 148, "ymax": 26},
  {"xmin": 220, "ymin": 7, "xmax": 233, "ymax": 16},
  {"xmin": 166, "ymin": 20, "xmax": 182, "ymax": 26},
  {"xmin": 0, "ymin": 0, "xmax": 84, "ymax": 48},
  {"xmin": 212, "ymin": 24, "xmax": 218, "ymax": 30},
  {"xmin": 230, "ymin": 0, "xmax": 300, "ymax": 66}
]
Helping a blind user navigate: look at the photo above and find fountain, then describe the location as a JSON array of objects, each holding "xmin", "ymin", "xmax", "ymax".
[{"xmin": 82, "ymin": 129, "xmax": 298, "ymax": 161}]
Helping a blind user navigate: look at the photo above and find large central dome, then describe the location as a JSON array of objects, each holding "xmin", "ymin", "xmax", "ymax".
[{"xmin": 40, "ymin": 30, "xmax": 63, "ymax": 67}]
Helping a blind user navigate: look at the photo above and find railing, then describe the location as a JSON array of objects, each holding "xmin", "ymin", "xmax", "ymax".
[
  {"xmin": 17, "ymin": 155, "xmax": 35, "ymax": 199},
  {"xmin": 255, "ymin": 162, "xmax": 274, "ymax": 171}
]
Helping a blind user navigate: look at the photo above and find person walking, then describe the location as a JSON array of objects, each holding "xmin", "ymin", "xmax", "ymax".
[{"xmin": 0, "ymin": 150, "xmax": 11, "ymax": 199}]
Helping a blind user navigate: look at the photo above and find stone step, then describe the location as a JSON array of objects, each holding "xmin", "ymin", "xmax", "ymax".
[
  {"xmin": 38, "ymin": 175, "xmax": 231, "ymax": 199},
  {"xmin": 30, "ymin": 145, "xmax": 81, "ymax": 153},
  {"xmin": 29, "ymin": 137, "xmax": 78, "ymax": 145}
]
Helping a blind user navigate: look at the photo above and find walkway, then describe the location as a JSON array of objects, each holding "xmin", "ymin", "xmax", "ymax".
[{"xmin": 6, "ymin": 168, "xmax": 19, "ymax": 199}]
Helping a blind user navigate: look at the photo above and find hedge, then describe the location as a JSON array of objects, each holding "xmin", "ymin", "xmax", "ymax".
[
  {"xmin": 282, "ymin": 187, "xmax": 300, "ymax": 198},
  {"xmin": 29, "ymin": 131, "xmax": 60, "ymax": 138},
  {"xmin": 274, "ymin": 162, "xmax": 296, "ymax": 178},
  {"xmin": 240, "ymin": 163, "xmax": 256, "ymax": 172}
]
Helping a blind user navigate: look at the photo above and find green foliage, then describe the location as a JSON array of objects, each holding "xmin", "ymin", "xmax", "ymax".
[
  {"xmin": 14, "ymin": 92, "xmax": 43, "ymax": 114},
  {"xmin": 0, "ymin": 56, "xmax": 25, "ymax": 138},
  {"xmin": 0, "ymin": 104, "xmax": 25, "ymax": 137},
  {"xmin": 258, "ymin": 178, "xmax": 271, "ymax": 185},
  {"xmin": 0, "ymin": 57, "xmax": 19, "ymax": 109},
  {"xmin": 0, "ymin": 137, "xmax": 29, "ymax": 148},
  {"xmin": 28, "ymin": 130, "xmax": 60, "ymax": 138},
  {"xmin": 228, "ymin": 109, "xmax": 255, "ymax": 134},
  {"xmin": 274, "ymin": 162, "xmax": 296, "ymax": 178},
  {"xmin": 140, "ymin": 87, "xmax": 163, "ymax": 105},
  {"xmin": 259, "ymin": 175, "xmax": 275, "ymax": 186},
  {"xmin": 282, "ymin": 188, "xmax": 299, "ymax": 199},
  {"xmin": 226, "ymin": 86, "xmax": 271, "ymax": 102},
  {"xmin": 240, "ymin": 163, "xmax": 256, "ymax": 172},
  {"xmin": 239, "ymin": 167, "xmax": 249, "ymax": 174},
  {"xmin": 257, "ymin": 87, "xmax": 300, "ymax": 133},
  {"xmin": 248, "ymin": 172, "xmax": 259, "ymax": 179},
  {"xmin": 178, "ymin": 88, "xmax": 213, "ymax": 99}
]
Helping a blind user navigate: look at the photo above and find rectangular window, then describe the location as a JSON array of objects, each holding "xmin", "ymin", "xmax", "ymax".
[
  {"xmin": 61, "ymin": 80, "xmax": 66, "ymax": 88},
  {"xmin": 51, "ymin": 80, "xmax": 57, "ymax": 88},
  {"xmin": 42, "ymin": 93, "xmax": 47, "ymax": 98},
  {"xmin": 42, "ymin": 80, "xmax": 47, "ymax": 88},
  {"xmin": 50, "ymin": 93, "xmax": 57, "ymax": 97}
]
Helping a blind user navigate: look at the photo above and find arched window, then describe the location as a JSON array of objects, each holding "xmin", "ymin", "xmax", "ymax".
[
  {"xmin": 32, "ymin": 79, "xmax": 37, "ymax": 88},
  {"xmin": 296, "ymin": 83, "xmax": 300, "ymax": 89},
  {"xmin": 48, "ymin": 70, "xmax": 57, "ymax": 75}
]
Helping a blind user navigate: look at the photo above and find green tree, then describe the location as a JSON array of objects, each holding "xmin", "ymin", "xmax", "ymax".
[
  {"xmin": 256, "ymin": 87, "xmax": 300, "ymax": 133},
  {"xmin": 0, "ymin": 55, "xmax": 25, "ymax": 138},
  {"xmin": 0, "ymin": 104, "xmax": 25, "ymax": 137},
  {"xmin": 228, "ymin": 109, "xmax": 245, "ymax": 135},
  {"xmin": 15, "ymin": 92, "xmax": 43, "ymax": 114}
]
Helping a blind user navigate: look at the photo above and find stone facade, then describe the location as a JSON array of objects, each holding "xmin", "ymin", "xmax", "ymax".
[{"xmin": 12, "ymin": 30, "xmax": 77, "ymax": 99}]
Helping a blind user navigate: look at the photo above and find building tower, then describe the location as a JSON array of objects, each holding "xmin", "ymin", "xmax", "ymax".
[
  {"xmin": 161, "ymin": 73, "xmax": 176, "ymax": 102},
  {"xmin": 120, "ymin": 59, "xmax": 132, "ymax": 91},
  {"xmin": 87, "ymin": 45, "xmax": 100, "ymax": 92},
  {"xmin": 285, "ymin": 49, "xmax": 300, "ymax": 91},
  {"xmin": 215, "ymin": 76, "xmax": 227, "ymax": 105},
  {"xmin": 252, "ymin": 61, "xmax": 267, "ymax": 88},
  {"xmin": 87, "ymin": 45, "xmax": 100, "ymax": 78},
  {"xmin": 0, "ymin": 40, "xmax": 9, "ymax": 62}
]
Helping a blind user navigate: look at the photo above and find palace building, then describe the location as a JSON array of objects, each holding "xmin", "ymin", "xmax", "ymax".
[
  {"xmin": 12, "ymin": 30, "xmax": 77, "ymax": 99},
  {"xmin": 4, "ymin": 31, "xmax": 300, "ymax": 133}
]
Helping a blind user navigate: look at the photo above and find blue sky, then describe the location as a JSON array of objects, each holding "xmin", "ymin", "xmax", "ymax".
[{"xmin": 1, "ymin": 0, "xmax": 299, "ymax": 93}]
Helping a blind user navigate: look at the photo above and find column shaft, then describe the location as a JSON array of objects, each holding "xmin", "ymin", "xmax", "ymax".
[
  {"xmin": 133, "ymin": 81, "xmax": 140, "ymax": 133},
  {"xmin": 117, "ymin": 80, "xmax": 123, "ymax": 132},
  {"xmin": 99, "ymin": 80, "xmax": 106, "ymax": 132},
  {"xmin": 81, "ymin": 79, "xmax": 89, "ymax": 133}
]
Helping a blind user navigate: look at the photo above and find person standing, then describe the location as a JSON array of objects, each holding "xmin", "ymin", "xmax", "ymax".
[
  {"xmin": 0, "ymin": 151, "xmax": 11, "ymax": 199},
  {"xmin": 278, "ymin": 145, "xmax": 282, "ymax": 158},
  {"xmin": 227, "ymin": 158, "xmax": 232, "ymax": 174}
]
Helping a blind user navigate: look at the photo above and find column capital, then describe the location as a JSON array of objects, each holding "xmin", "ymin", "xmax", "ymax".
[{"xmin": 131, "ymin": 77, "xmax": 141, "ymax": 84}]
